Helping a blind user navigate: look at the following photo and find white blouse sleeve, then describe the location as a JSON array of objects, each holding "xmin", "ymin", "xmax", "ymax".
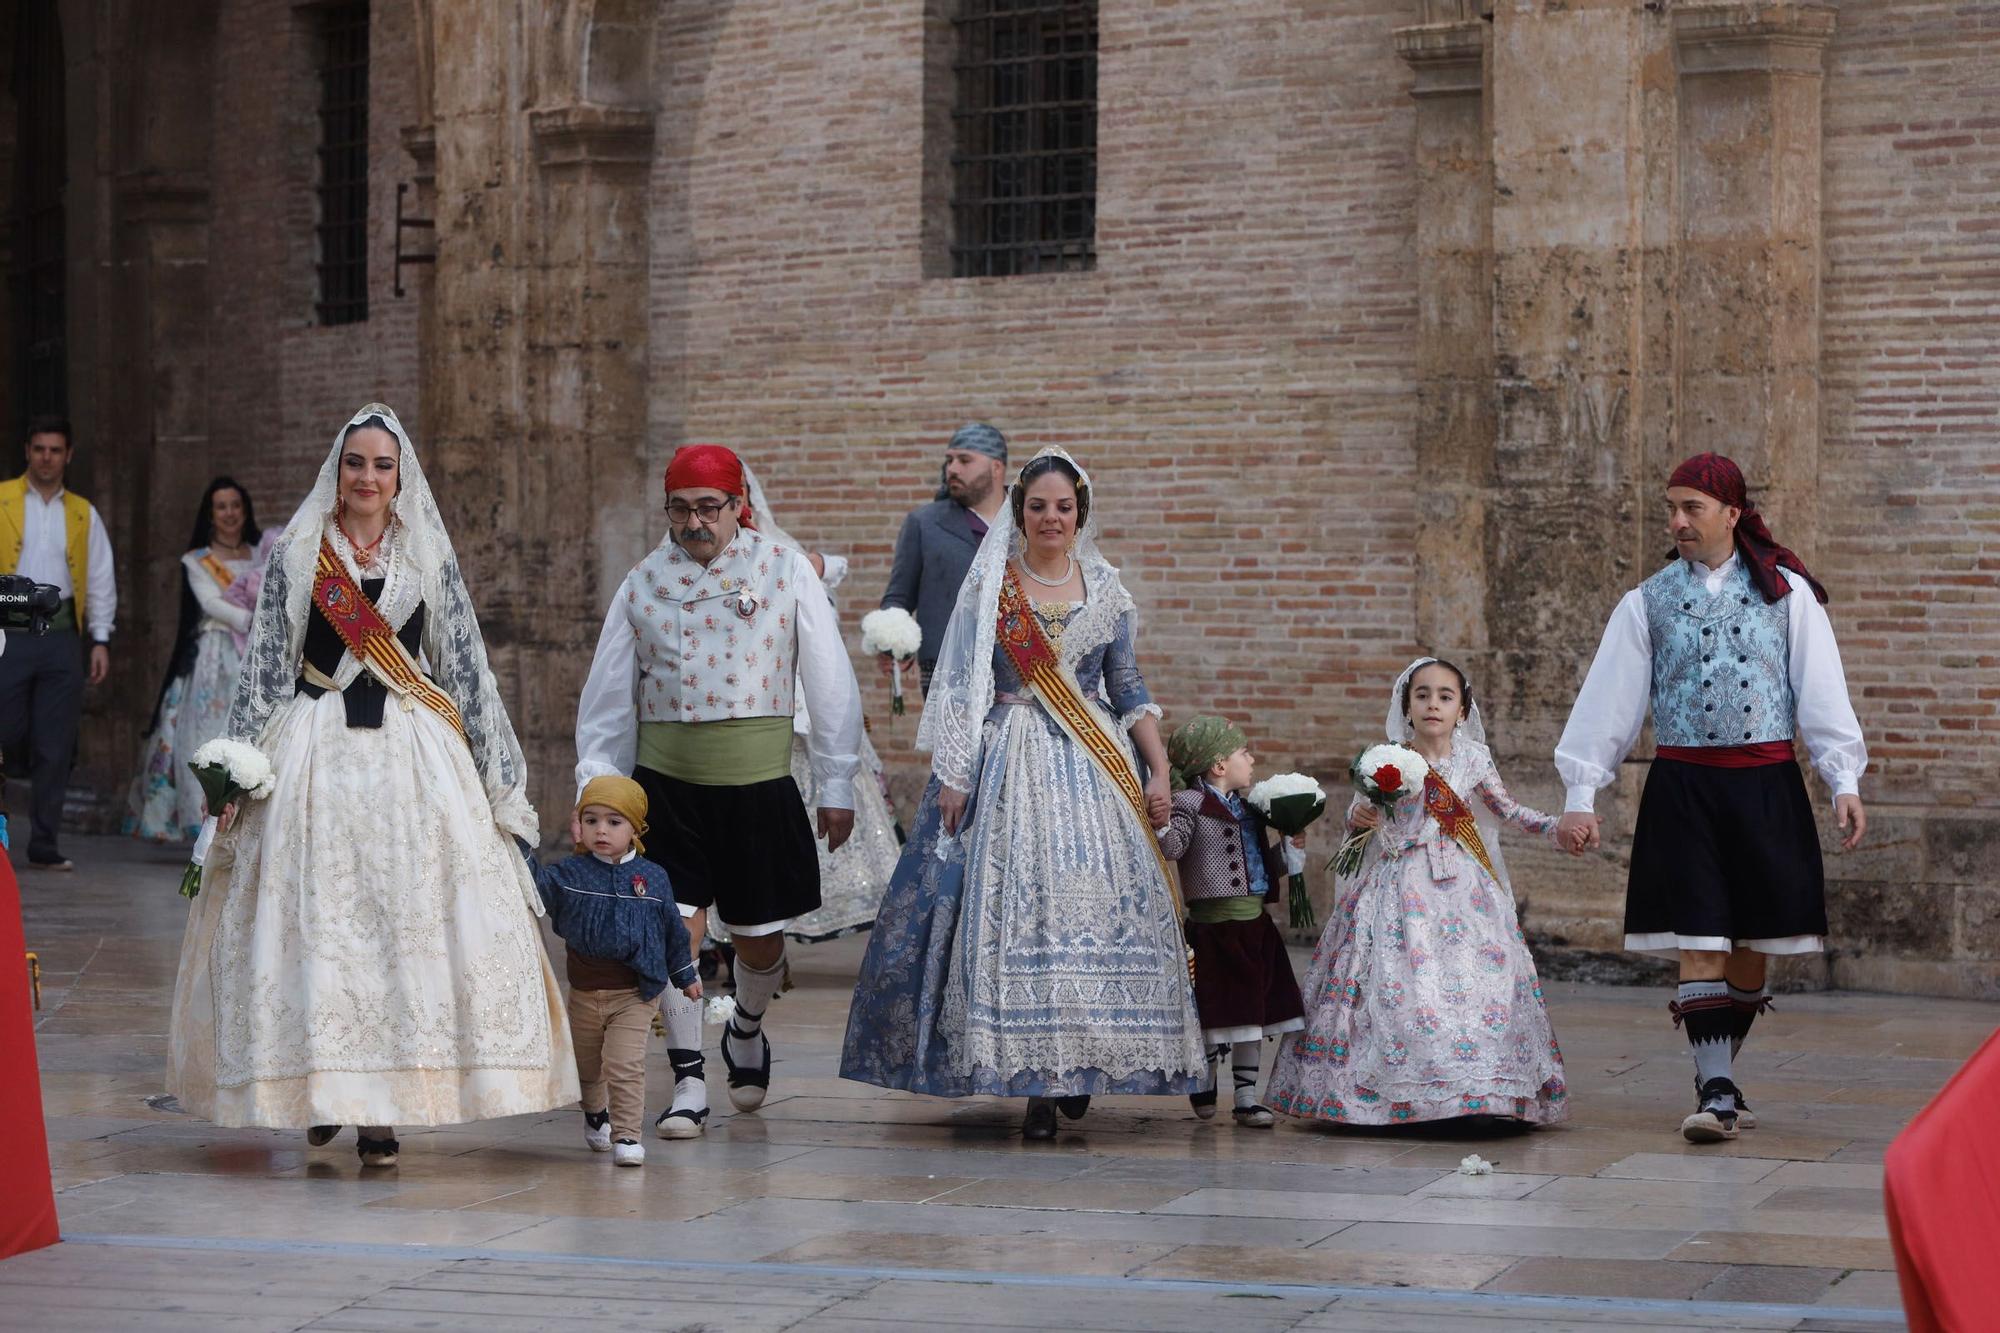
[
  {"xmin": 574, "ymin": 595, "xmax": 639, "ymax": 798},
  {"xmin": 185, "ymin": 552, "xmax": 252, "ymax": 633},
  {"xmin": 1785, "ymin": 570, "xmax": 1867, "ymax": 801},
  {"xmin": 793, "ymin": 554, "xmax": 863, "ymax": 811},
  {"xmin": 86, "ymin": 505, "xmax": 118, "ymax": 642},
  {"xmin": 1554, "ymin": 590, "xmax": 1652, "ymax": 813},
  {"xmin": 818, "ymin": 553, "xmax": 849, "ymax": 592}
]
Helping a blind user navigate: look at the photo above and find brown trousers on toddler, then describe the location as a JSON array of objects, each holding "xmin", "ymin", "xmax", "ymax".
[{"xmin": 567, "ymin": 987, "xmax": 654, "ymax": 1142}]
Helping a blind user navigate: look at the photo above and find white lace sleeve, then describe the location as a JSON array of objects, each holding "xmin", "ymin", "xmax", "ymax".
[
  {"xmin": 224, "ymin": 545, "xmax": 304, "ymax": 747},
  {"xmin": 425, "ymin": 557, "xmax": 538, "ymax": 843}
]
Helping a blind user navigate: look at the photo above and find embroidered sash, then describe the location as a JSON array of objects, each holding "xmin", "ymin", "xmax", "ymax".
[
  {"xmin": 198, "ymin": 552, "xmax": 235, "ymax": 590},
  {"xmin": 311, "ymin": 539, "xmax": 465, "ymax": 737},
  {"xmin": 996, "ymin": 566, "xmax": 1188, "ymax": 922},
  {"xmin": 1422, "ymin": 769, "xmax": 1499, "ymax": 883}
]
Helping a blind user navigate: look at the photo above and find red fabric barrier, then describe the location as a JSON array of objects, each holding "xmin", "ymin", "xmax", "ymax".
[
  {"xmin": 1884, "ymin": 1024, "xmax": 2000, "ymax": 1332},
  {"xmin": 0, "ymin": 855, "xmax": 59, "ymax": 1258}
]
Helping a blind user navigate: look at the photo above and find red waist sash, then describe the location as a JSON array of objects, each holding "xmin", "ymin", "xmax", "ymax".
[{"xmin": 1655, "ymin": 741, "xmax": 1794, "ymax": 769}]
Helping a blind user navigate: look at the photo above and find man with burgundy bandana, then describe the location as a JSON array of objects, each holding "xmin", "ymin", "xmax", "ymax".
[
  {"xmin": 576, "ymin": 445, "xmax": 862, "ymax": 1140},
  {"xmin": 1555, "ymin": 453, "xmax": 1867, "ymax": 1144}
]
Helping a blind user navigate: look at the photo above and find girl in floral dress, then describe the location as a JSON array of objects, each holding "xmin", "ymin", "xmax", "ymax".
[{"xmin": 1267, "ymin": 658, "xmax": 1573, "ymax": 1127}]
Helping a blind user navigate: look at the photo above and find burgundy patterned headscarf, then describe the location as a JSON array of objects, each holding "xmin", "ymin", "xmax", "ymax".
[{"xmin": 1666, "ymin": 453, "xmax": 1827, "ymax": 605}]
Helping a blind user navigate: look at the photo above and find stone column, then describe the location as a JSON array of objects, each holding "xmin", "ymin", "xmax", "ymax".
[
  {"xmin": 418, "ymin": 1, "xmax": 658, "ymax": 827},
  {"xmin": 1398, "ymin": 2, "xmax": 1493, "ymax": 667},
  {"xmin": 1673, "ymin": 2, "xmax": 1835, "ymax": 544},
  {"xmin": 1481, "ymin": 0, "xmax": 1667, "ymax": 951}
]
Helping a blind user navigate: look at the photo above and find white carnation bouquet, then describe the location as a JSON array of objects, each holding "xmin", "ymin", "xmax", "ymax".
[
  {"xmin": 179, "ymin": 738, "xmax": 276, "ymax": 899},
  {"xmin": 1328, "ymin": 743, "xmax": 1430, "ymax": 879},
  {"xmin": 1246, "ymin": 772, "xmax": 1328, "ymax": 931},
  {"xmin": 860, "ymin": 607, "xmax": 923, "ymax": 717}
]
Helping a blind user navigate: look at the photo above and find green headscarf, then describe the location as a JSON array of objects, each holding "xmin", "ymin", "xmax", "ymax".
[{"xmin": 1167, "ymin": 714, "xmax": 1247, "ymax": 790}]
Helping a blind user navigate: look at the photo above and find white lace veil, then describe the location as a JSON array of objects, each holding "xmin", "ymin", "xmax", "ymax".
[
  {"xmin": 226, "ymin": 402, "xmax": 538, "ymax": 842},
  {"xmin": 1383, "ymin": 655, "xmax": 1512, "ymax": 895},
  {"xmin": 916, "ymin": 446, "xmax": 1133, "ymax": 793}
]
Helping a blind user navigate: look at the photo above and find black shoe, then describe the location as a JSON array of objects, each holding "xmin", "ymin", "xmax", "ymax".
[
  {"xmin": 1681, "ymin": 1077, "xmax": 1742, "ymax": 1144},
  {"xmin": 306, "ymin": 1124, "xmax": 343, "ymax": 1147},
  {"xmin": 1022, "ymin": 1099, "xmax": 1057, "ymax": 1141},
  {"xmin": 1056, "ymin": 1095, "xmax": 1091, "ymax": 1121},
  {"xmin": 356, "ymin": 1134, "xmax": 401, "ymax": 1167},
  {"xmin": 1695, "ymin": 1074, "xmax": 1758, "ymax": 1129},
  {"xmin": 1189, "ymin": 1089, "xmax": 1218, "ymax": 1121}
]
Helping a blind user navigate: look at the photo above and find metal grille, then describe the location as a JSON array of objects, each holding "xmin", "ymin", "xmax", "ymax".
[
  {"xmin": 314, "ymin": 2, "xmax": 370, "ymax": 325},
  {"xmin": 14, "ymin": 0, "xmax": 67, "ymax": 419},
  {"xmin": 951, "ymin": 0, "xmax": 1097, "ymax": 278}
]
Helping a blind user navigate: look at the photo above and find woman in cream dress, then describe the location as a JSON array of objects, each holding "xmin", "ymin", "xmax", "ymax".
[{"xmin": 168, "ymin": 404, "xmax": 575, "ymax": 1165}]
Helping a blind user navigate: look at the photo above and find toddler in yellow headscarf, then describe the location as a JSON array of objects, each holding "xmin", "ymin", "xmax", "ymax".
[{"xmin": 520, "ymin": 776, "xmax": 700, "ymax": 1167}]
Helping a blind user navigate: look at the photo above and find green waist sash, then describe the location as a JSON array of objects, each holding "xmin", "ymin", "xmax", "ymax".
[
  {"xmin": 1186, "ymin": 896, "xmax": 1268, "ymax": 924},
  {"xmin": 638, "ymin": 716, "xmax": 794, "ymax": 786}
]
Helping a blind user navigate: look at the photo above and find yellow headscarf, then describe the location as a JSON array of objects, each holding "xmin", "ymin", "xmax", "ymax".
[{"xmin": 575, "ymin": 775, "xmax": 649, "ymax": 854}]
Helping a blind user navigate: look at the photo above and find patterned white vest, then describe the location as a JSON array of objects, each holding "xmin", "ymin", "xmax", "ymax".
[{"xmin": 620, "ymin": 529, "xmax": 809, "ymax": 723}]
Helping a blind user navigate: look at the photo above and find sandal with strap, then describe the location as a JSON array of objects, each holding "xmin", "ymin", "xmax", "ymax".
[
  {"xmin": 720, "ymin": 1021, "xmax": 771, "ymax": 1111},
  {"xmin": 306, "ymin": 1125, "xmax": 343, "ymax": 1147}
]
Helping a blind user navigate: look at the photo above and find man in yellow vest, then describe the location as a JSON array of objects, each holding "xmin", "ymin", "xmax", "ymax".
[{"xmin": 0, "ymin": 417, "xmax": 116, "ymax": 871}]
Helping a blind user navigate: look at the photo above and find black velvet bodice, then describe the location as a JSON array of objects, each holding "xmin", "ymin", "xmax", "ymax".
[{"xmin": 297, "ymin": 576, "xmax": 427, "ymax": 729}]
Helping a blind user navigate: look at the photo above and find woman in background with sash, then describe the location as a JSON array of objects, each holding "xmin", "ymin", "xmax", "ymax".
[
  {"xmin": 168, "ymin": 404, "xmax": 575, "ymax": 1166},
  {"xmin": 125, "ymin": 477, "xmax": 269, "ymax": 842},
  {"xmin": 841, "ymin": 449, "xmax": 1204, "ymax": 1141}
]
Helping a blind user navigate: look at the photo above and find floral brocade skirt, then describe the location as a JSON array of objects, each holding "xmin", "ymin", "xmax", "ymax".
[
  {"xmin": 1266, "ymin": 841, "xmax": 1568, "ymax": 1127},
  {"xmin": 839, "ymin": 700, "xmax": 1205, "ymax": 1099},
  {"xmin": 124, "ymin": 628, "xmax": 242, "ymax": 844},
  {"xmin": 167, "ymin": 689, "xmax": 577, "ymax": 1129}
]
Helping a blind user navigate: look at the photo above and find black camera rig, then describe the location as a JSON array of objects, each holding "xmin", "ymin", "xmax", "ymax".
[{"xmin": 0, "ymin": 573, "xmax": 62, "ymax": 635}]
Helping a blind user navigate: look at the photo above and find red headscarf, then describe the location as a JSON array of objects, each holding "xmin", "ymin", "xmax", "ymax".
[
  {"xmin": 1666, "ymin": 453, "xmax": 1826, "ymax": 604},
  {"xmin": 664, "ymin": 444, "xmax": 755, "ymax": 529}
]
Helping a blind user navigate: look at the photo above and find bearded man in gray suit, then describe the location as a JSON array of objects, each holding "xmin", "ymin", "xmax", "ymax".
[{"xmin": 877, "ymin": 422, "xmax": 1007, "ymax": 690}]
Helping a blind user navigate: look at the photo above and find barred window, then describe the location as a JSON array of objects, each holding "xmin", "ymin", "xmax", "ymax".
[
  {"xmin": 313, "ymin": 2, "xmax": 370, "ymax": 325},
  {"xmin": 951, "ymin": 0, "xmax": 1097, "ymax": 278}
]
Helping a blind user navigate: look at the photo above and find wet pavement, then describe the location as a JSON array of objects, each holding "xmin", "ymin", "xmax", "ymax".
[{"xmin": 9, "ymin": 834, "xmax": 1982, "ymax": 1330}]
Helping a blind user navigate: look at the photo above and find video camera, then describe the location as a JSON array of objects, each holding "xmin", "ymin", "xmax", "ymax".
[{"xmin": 0, "ymin": 573, "xmax": 62, "ymax": 635}]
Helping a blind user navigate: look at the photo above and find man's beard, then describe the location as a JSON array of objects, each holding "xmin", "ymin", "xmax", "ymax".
[{"xmin": 950, "ymin": 474, "xmax": 993, "ymax": 507}]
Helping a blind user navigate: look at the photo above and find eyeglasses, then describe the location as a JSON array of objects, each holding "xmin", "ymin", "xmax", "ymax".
[{"xmin": 665, "ymin": 497, "xmax": 738, "ymax": 523}]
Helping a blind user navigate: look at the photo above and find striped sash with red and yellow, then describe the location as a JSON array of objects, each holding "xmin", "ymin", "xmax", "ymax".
[
  {"xmin": 1422, "ymin": 769, "xmax": 1499, "ymax": 882},
  {"xmin": 312, "ymin": 539, "xmax": 465, "ymax": 738}
]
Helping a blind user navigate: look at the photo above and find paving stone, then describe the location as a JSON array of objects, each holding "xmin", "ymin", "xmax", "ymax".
[{"xmin": 11, "ymin": 833, "xmax": 1988, "ymax": 1328}]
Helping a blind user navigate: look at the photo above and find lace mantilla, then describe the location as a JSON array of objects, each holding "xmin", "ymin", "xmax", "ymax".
[{"xmin": 226, "ymin": 403, "xmax": 537, "ymax": 841}]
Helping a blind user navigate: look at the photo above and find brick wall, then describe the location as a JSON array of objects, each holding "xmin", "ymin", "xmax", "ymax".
[
  {"xmin": 204, "ymin": 0, "xmax": 422, "ymax": 526},
  {"xmin": 646, "ymin": 0, "xmax": 1425, "ymax": 814},
  {"xmin": 1814, "ymin": 0, "xmax": 2000, "ymax": 993}
]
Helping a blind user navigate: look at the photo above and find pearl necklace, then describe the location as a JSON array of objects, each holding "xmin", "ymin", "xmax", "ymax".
[{"xmin": 1022, "ymin": 554, "xmax": 1075, "ymax": 588}]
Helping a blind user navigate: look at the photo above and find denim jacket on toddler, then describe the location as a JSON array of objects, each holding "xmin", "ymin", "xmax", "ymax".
[{"xmin": 520, "ymin": 848, "xmax": 697, "ymax": 1001}]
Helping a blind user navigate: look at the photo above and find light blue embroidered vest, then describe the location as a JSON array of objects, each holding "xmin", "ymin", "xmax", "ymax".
[{"xmin": 1641, "ymin": 559, "xmax": 1793, "ymax": 748}]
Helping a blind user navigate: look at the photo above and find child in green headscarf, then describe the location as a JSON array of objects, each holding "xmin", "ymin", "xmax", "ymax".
[{"xmin": 1158, "ymin": 715, "xmax": 1307, "ymax": 1127}]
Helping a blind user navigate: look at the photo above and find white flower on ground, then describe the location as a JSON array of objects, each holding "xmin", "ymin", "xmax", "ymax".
[{"xmin": 1458, "ymin": 1154, "xmax": 1494, "ymax": 1176}]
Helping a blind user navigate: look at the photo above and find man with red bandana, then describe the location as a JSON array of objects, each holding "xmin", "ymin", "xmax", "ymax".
[
  {"xmin": 1554, "ymin": 453, "xmax": 1867, "ymax": 1144},
  {"xmin": 575, "ymin": 445, "xmax": 862, "ymax": 1140}
]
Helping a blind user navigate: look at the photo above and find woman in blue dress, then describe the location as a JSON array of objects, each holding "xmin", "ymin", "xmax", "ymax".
[{"xmin": 840, "ymin": 448, "xmax": 1204, "ymax": 1140}]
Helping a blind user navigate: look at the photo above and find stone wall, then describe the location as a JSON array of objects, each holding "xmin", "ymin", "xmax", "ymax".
[{"xmin": 23, "ymin": 0, "xmax": 1999, "ymax": 998}]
